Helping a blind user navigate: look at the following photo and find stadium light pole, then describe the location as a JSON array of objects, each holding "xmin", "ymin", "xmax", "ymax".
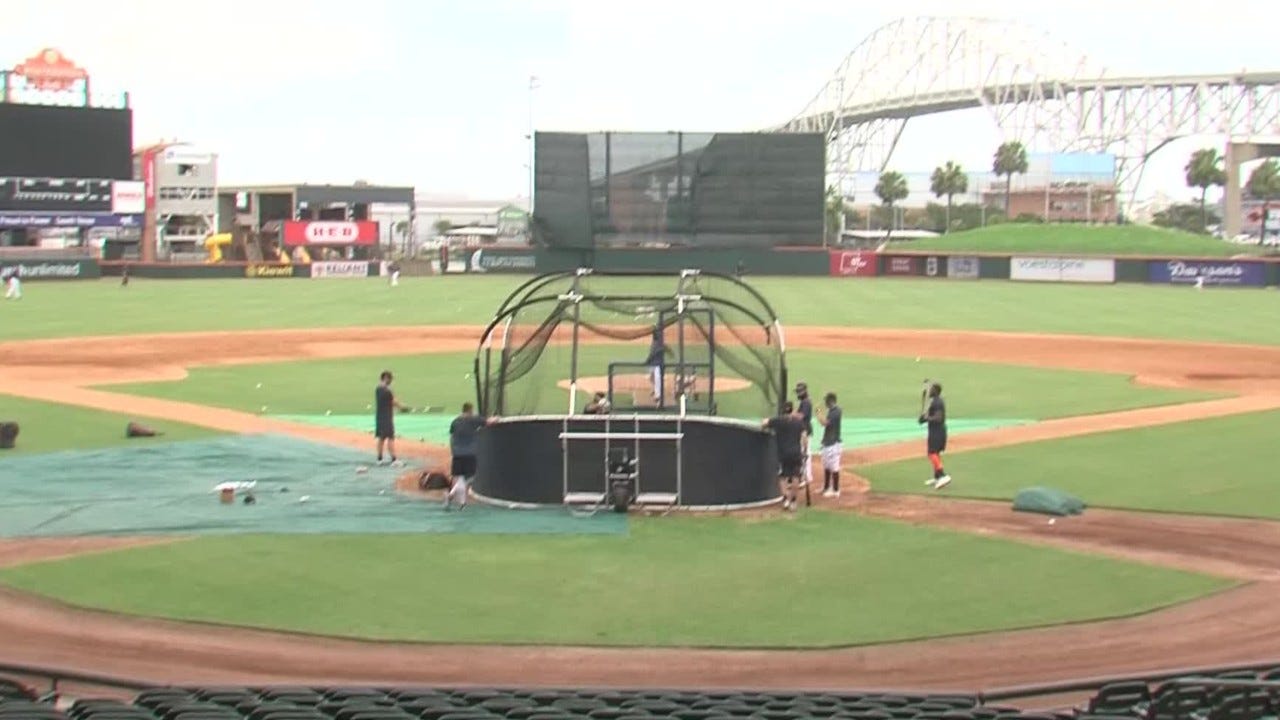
[{"xmin": 527, "ymin": 75, "xmax": 540, "ymax": 216}]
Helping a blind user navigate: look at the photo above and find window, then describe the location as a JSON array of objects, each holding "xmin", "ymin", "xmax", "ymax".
[{"xmin": 158, "ymin": 186, "xmax": 214, "ymax": 201}]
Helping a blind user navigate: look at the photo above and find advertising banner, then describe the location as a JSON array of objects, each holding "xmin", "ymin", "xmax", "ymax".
[
  {"xmin": 1011, "ymin": 256, "xmax": 1115, "ymax": 283},
  {"xmin": 946, "ymin": 256, "xmax": 980, "ymax": 279},
  {"xmin": 1148, "ymin": 259, "xmax": 1267, "ymax": 287},
  {"xmin": 882, "ymin": 255, "xmax": 919, "ymax": 276},
  {"xmin": 282, "ymin": 220, "xmax": 378, "ymax": 247},
  {"xmin": 469, "ymin": 248, "xmax": 536, "ymax": 273},
  {"xmin": 244, "ymin": 264, "xmax": 296, "ymax": 279},
  {"xmin": 310, "ymin": 261, "xmax": 371, "ymax": 279},
  {"xmin": 111, "ymin": 181, "xmax": 145, "ymax": 214},
  {"xmin": 0, "ymin": 178, "xmax": 113, "ymax": 213},
  {"xmin": 0, "ymin": 212, "xmax": 141, "ymax": 228},
  {"xmin": 829, "ymin": 250, "xmax": 878, "ymax": 277},
  {"xmin": 0, "ymin": 257, "xmax": 100, "ymax": 280}
]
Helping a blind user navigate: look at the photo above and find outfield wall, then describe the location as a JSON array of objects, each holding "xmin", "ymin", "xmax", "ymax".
[{"xmin": 69, "ymin": 249, "xmax": 1280, "ymax": 288}]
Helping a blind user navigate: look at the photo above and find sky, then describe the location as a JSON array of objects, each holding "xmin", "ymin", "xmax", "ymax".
[{"xmin": 4, "ymin": 0, "xmax": 1278, "ymax": 205}]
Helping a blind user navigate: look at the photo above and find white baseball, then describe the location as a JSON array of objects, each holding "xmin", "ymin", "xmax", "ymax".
[
  {"xmin": 325, "ymin": 410, "xmax": 332, "ymax": 416},
  {"xmin": 299, "ymin": 495, "xmax": 310, "ymax": 503},
  {"xmin": 256, "ymin": 383, "xmax": 263, "ymax": 389},
  {"xmin": 260, "ymin": 405, "xmax": 267, "ymax": 412},
  {"xmin": 1048, "ymin": 518, "xmax": 1056, "ymax": 525},
  {"xmin": 915, "ymin": 357, "xmax": 921, "ymax": 362}
]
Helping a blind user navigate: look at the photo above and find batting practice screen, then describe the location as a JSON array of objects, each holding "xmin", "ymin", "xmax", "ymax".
[
  {"xmin": 533, "ymin": 131, "xmax": 825, "ymax": 249},
  {"xmin": 0, "ymin": 104, "xmax": 134, "ymax": 180}
]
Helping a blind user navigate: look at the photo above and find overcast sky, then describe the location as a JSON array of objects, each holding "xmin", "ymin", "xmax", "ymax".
[{"xmin": 5, "ymin": 0, "xmax": 1278, "ymax": 204}]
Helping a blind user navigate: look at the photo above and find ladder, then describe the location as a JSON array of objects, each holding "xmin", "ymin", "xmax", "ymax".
[{"xmin": 561, "ymin": 415, "xmax": 683, "ymax": 514}]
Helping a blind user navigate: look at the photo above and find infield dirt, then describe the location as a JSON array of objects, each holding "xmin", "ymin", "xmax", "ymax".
[{"xmin": 1, "ymin": 326, "xmax": 1278, "ymax": 689}]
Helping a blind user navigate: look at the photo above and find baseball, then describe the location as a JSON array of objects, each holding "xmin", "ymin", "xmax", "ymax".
[
  {"xmin": 1048, "ymin": 518, "xmax": 1056, "ymax": 525},
  {"xmin": 260, "ymin": 405, "xmax": 267, "ymax": 412},
  {"xmin": 325, "ymin": 409, "xmax": 332, "ymax": 416},
  {"xmin": 255, "ymin": 383, "xmax": 262, "ymax": 389},
  {"xmin": 299, "ymin": 495, "xmax": 310, "ymax": 503},
  {"xmin": 915, "ymin": 357, "xmax": 921, "ymax": 362}
]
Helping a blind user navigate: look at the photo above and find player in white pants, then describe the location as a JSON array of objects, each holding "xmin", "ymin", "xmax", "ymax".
[
  {"xmin": 3, "ymin": 273, "xmax": 20, "ymax": 300},
  {"xmin": 794, "ymin": 382, "xmax": 815, "ymax": 489},
  {"xmin": 817, "ymin": 392, "xmax": 844, "ymax": 498}
]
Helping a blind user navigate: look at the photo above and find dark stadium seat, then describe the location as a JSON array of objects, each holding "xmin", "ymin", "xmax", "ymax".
[
  {"xmin": 0, "ymin": 679, "xmax": 36, "ymax": 702},
  {"xmin": 1087, "ymin": 681, "xmax": 1152, "ymax": 716}
]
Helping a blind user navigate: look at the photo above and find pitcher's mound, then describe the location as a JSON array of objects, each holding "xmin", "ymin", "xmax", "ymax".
[{"xmin": 557, "ymin": 374, "xmax": 751, "ymax": 395}]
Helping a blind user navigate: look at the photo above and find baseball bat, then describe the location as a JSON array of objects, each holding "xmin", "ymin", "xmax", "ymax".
[{"xmin": 919, "ymin": 378, "xmax": 931, "ymax": 417}]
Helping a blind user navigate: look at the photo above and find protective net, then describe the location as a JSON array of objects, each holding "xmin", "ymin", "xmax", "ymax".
[{"xmin": 476, "ymin": 271, "xmax": 785, "ymax": 420}]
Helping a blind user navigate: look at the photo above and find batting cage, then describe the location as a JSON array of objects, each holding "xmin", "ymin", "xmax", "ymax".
[{"xmin": 470, "ymin": 269, "xmax": 787, "ymax": 512}]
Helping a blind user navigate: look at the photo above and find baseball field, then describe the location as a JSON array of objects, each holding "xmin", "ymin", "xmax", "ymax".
[{"xmin": 0, "ymin": 273, "xmax": 1278, "ymax": 690}]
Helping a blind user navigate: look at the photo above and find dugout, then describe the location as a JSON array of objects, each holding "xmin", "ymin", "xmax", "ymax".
[{"xmin": 471, "ymin": 269, "xmax": 787, "ymax": 512}]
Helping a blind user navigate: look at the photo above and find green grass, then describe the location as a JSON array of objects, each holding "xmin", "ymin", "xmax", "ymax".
[
  {"xmin": 863, "ymin": 409, "xmax": 1280, "ymax": 519},
  {"xmin": 104, "ymin": 350, "xmax": 1217, "ymax": 423},
  {"xmin": 889, "ymin": 224, "xmax": 1270, "ymax": 257},
  {"xmin": 0, "ymin": 394, "xmax": 220, "ymax": 455},
  {"xmin": 0, "ymin": 512, "xmax": 1227, "ymax": 647},
  {"xmin": 3, "ymin": 277, "xmax": 1280, "ymax": 345}
]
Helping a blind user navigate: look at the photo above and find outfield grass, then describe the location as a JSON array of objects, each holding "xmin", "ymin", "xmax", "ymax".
[
  {"xmin": 2, "ymin": 277, "xmax": 1279, "ymax": 345},
  {"xmin": 105, "ymin": 349, "xmax": 1216, "ymax": 423},
  {"xmin": 863, "ymin": 409, "xmax": 1280, "ymax": 519},
  {"xmin": 0, "ymin": 511, "xmax": 1226, "ymax": 647},
  {"xmin": 0, "ymin": 395, "xmax": 220, "ymax": 456},
  {"xmin": 888, "ymin": 224, "xmax": 1269, "ymax": 257}
]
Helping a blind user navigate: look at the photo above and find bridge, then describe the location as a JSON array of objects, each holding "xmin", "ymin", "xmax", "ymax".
[{"xmin": 777, "ymin": 16, "xmax": 1280, "ymax": 225}]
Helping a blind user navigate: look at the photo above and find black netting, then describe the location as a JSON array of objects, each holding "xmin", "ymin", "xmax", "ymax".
[
  {"xmin": 533, "ymin": 131, "xmax": 825, "ymax": 249},
  {"xmin": 476, "ymin": 272, "xmax": 785, "ymax": 420}
]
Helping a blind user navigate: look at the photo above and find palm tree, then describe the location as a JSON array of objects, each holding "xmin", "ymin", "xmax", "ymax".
[
  {"xmin": 929, "ymin": 161, "xmax": 968, "ymax": 233},
  {"xmin": 1247, "ymin": 159, "xmax": 1280, "ymax": 243},
  {"xmin": 1184, "ymin": 149, "xmax": 1226, "ymax": 232},
  {"xmin": 992, "ymin": 141, "xmax": 1029, "ymax": 215},
  {"xmin": 432, "ymin": 219, "xmax": 453, "ymax": 237},
  {"xmin": 875, "ymin": 171, "xmax": 909, "ymax": 239},
  {"xmin": 824, "ymin": 186, "xmax": 845, "ymax": 246}
]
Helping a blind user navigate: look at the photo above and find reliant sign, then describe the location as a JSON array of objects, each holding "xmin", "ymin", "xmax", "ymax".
[
  {"xmin": 310, "ymin": 261, "xmax": 371, "ymax": 278},
  {"xmin": 0, "ymin": 258, "xmax": 100, "ymax": 280}
]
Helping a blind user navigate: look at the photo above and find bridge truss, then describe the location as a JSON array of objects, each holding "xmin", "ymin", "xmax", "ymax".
[{"xmin": 781, "ymin": 16, "xmax": 1280, "ymax": 207}]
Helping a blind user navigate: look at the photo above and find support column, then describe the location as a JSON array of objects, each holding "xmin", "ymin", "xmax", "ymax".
[{"xmin": 1224, "ymin": 142, "xmax": 1259, "ymax": 239}]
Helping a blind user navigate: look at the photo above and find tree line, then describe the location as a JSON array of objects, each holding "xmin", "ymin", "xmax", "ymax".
[{"xmin": 826, "ymin": 142, "xmax": 1280, "ymax": 240}]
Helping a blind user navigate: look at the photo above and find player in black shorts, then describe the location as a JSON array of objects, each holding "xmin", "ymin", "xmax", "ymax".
[
  {"xmin": 919, "ymin": 382, "xmax": 951, "ymax": 489},
  {"xmin": 794, "ymin": 382, "xmax": 815, "ymax": 490},
  {"xmin": 375, "ymin": 370, "xmax": 409, "ymax": 466},
  {"xmin": 764, "ymin": 401, "xmax": 808, "ymax": 511},
  {"xmin": 447, "ymin": 403, "xmax": 492, "ymax": 509}
]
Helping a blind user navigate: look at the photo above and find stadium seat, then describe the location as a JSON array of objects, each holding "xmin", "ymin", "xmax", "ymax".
[
  {"xmin": 1087, "ymin": 682, "xmax": 1152, "ymax": 716},
  {"xmin": 0, "ymin": 679, "xmax": 36, "ymax": 702}
]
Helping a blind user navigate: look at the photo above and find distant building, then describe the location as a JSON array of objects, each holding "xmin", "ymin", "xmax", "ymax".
[
  {"xmin": 134, "ymin": 142, "xmax": 218, "ymax": 261},
  {"xmin": 414, "ymin": 196, "xmax": 529, "ymax": 246}
]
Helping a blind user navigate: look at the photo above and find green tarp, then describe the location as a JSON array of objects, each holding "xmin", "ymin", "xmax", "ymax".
[
  {"xmin": 0, "ymin": 434, "xmax": 626, "ymax": 537},
  {"xmin": 275, "ymin": 414, "xmax": 1034, "ymax": 452},
  {"xmin": 1012, "ymin": 486, "xmax": 1087, "ymax": 517}
]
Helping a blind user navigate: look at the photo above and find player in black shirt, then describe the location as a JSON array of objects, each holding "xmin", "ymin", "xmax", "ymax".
[
  {"xmin": 794, "ymin": 382, "xmax": 815, "ymax": 491},
  {"xmin": 375, "ymin": 370, "xmax": 409, "ymax": 466},
  {"xmin": 764, "ymin": 401, "xmax": 808, "ymax": 511},
  {"xmin": 816, "ymin": 392, "xmax": 843, "ymax": 497},
  {"xmin": 919, "ymin": 382, "xmax": 951, "ymax": 489}
]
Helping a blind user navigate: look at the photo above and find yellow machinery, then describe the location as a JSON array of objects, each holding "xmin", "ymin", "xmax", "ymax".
[{"xmin": 204, "ymin": 233, "xmax": 233, "ymax": 263}]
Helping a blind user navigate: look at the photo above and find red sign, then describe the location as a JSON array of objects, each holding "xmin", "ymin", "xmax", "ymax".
[
  {"xmin": 12, "ymin": 48, "xmax": 88, "ymax": 91},
  {"xmin": 829, "ymin": 250, "xmax": 878, "ymax": 277},
  {"xmin": 141, "ymin": 149, "xmax": 158, "ymax": 211},
  {"xmin": 883, "ymin": 255, "xmax": 919, "ymax": 276},
  {"xmin": 282, "ymin": 220, "xmax": 378, "ymax": 246}
]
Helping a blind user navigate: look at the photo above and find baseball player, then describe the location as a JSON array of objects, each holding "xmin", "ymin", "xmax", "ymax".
[
  {"xmin": 764, "ymin": 401, "xmax": 807, "ymax": 511},
  {"xmin": 920, "ymin": 382, "xmax": 951, "ymax": 489},
  {"xmin": 645, "ymin": 324, "xmax": 666, "ymax": 402},
  {"xmin": 447, "ymin": 402, "xmax": 494, "ymax": 510},
  {"xmin": 816, "ymin": 392, "xmax": 843, "ymax": 497},
  {"xmin": 3, "ymin": 270, "xmax": 21, "ymax": 300},
  {"xmin": 794, "ymin": 382, "xmax": 815, "ymax": 490},
  {"xmin": 374, "ymin": 370, "xmax": 410, "ymax": 466}
]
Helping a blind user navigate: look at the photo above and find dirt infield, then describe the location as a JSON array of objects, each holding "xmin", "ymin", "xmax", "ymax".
[{"xmin": 1, "ymin": 325, "xmax": 1279, "ymax": 689}]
